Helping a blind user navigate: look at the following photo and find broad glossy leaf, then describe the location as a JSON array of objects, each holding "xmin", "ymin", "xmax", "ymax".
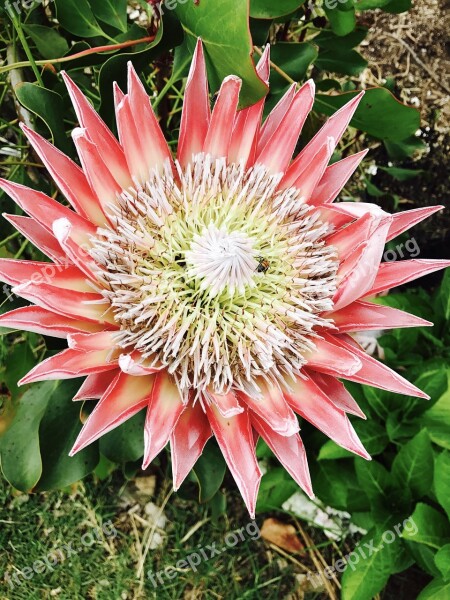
[
  {"xmin": 314, "ymin": 88, "xmax": 421, "ymax": 148},
  {"xmin": 192, "ymin": 440, "xmax": 227, "ymax": 503},
  {"xmin": 318, "ymin": 440, "xmax": 352, "ymax": 460},
  {"xmin": 270, "ymin": 42, "xmax": 318, "ymax": 90},
  {"xmin": 417, "ymin": 578, "xmax": 450, "ymax": 600},
  {"xmin": 353, "ymin": 420, "xmax": 389, "ymax": 455},
  {"xmin": 99, "ymin": 409, "xmax": 145, "ymax": 463},
  {"xmin": 435, "ymin": 451, "xmax": 450, "ymax": 520},
  {"xmin": 36, "ymin": 380, "xmax": 99, "ymax": 490},
  {"xmin": 174, "ymin": 0, "xmax": 268, "ymax": 107},
  {"xmin": 309, "ymin": 460, "xmax": 354, "ymax": 510},
  {"xmin": 355, "ymin": 459, "xmax": 390, "ymax": 503},
  {"xmin": 250, "ymin": 0, "xmax": 306, "ymax": 18},
  {"xmin": 15, "ymin": 83, "xmax": 73, "ymax": 155},
  {"xmin": 406, "ymin": 540, "xmax": 442, "ymax": 578},
  {"xmin": 0, "ymin": 382, "xmax": 56, "ymax": 491},
  {"xmin": 402, "ymin": 503, "xmax": 450, "ymax": 550},
  {"xmin": 379, "ymin": 167, "xmax": 425, "ymax": 182},
  {"xmin": 54, "ymin": 0, "xmax": 105, "ymax": 38},
  {"xmin": 391, "ymin": 430, "xmax": 433, "ymax": 498},
  {"xmin": 440, "ymin": 269, "xmax": 450, "ymax": 321},
  {"xmin": 22, "ymin": 24, "xmax": 69, "ymax": 59},
  {"xmin": 435, "ymin": 545, "xmax": 450, "ymax": 581},
  {"xmin": 249, "ymin": 17, "xmax": 272, "ymax": 45},
  {"xmin": 256, "ymin": 467, "xmax": 298, "ymax": 512},
  {"xmin": 356, "ymin": 0, "xmax": 391, "ymax": 8},
  {"xmin": 89, "ymin": 0, "xmax": 128, "ymax": 33},
  {"xmin": 342, "ymin": 527, "xmax": 412, "ymax": 600},
  {"xmin": 316, "ymin": 46, "xmax": 368, "ymax": 76},
  {"xmin": 313, "ymin": 27, "xmax": 368, "ymax": 49},
  {"xmin": 3, "ymin": 342, "xmax": 35, "ymax": 399},
  {"xmin": 384, "ymin": 134, "xmax": 425, "ymax": 159},
  {"xmin": 324, "ymin": 4, "xmax": 356, "ymax": 37},
  {"xmin": 422, "ymin": 392, "xmax": 450, "ymax": 450},
  {"xmin": 383, "ymin": 0, "xmax": 412, "ymax": 13}
]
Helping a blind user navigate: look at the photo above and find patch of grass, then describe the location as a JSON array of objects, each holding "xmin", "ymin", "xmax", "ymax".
[{"xmin": 0, "ymin": 473, "xmax": 305, "ymax": 600}]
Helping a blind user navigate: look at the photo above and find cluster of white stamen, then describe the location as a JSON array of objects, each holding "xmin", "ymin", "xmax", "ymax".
[
  {"xmin": 185, "ymin": 224, "xmax": 257, "ymax": 297},
  {"xmin": 90, "ymin": 155, "xmax": 338, "ymax": 399}
]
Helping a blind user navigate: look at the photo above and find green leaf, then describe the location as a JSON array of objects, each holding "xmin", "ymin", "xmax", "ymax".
[
  {"xmin": 402, "ymin": 503, "xmax": 450, "ymax": 550},
  {"xmin": 417, "ymin": 577, "xmax": 450, "ymax": 600},
  {"xmin": 355, "ymin": 0, "xmax": 391, "ymax": 9},
  {"xmin": 0, "ymin": 382, "xmax": 56, "ymax": 491},
  {"xmin": 435, "ymin": 451, "xmax": 450, "ymax": 519},
  {"xmin": 316, "ymin": 46, "xmax": 367, "ymax": 76},
  {"xmin": 3, "ymin": 342, "xmax": 35, "ymax": 399},
  {"xmin": 22, "ymin": 24, "xmax": 69, "ymax": 59},
  {"xmin": 99, "ymin": 410, "xmax": 145, "ymax": 464},
  {"xmin": 36, "ymin": 380, "xmax": 99, "ymax": 490},
  {"xmin": 269, "ymin": 42, "xmax": 318, "ymax": 91},
  {"xmin": 89, "ymin": 0, "xmax": 128, "ymax": 32},
  {"xmin": 378, "ymin": 166, "xmax": 425, "ymax": 181},
  {"xmin": 53, "ymin": 0, "xmax": 106, "ymax": 38},
  {"xmin": 422, "ymin": 392, "xmax": 450, "ymax": 450},
  {"xmin": 250, "ymin": 0, "xmax": 305, "ymax": 18},
  {"xmin": 383, "ymin": 0, "xmax": 412, "ymax": 13},
  {"xmin": 313, "ymin": 28, "xmax": 367, "ymax": 75},
  {"xmin": 355, "ymin": 459, "xmax": 390, "ymax": 503},
  {"xmin": 192, "ymin": 440, "xmax": 227, "ymax": 503},
  {"xmin": 256, "ymin": 467, "xmax": 298, "ymax": 512},
  {"xmin": 313, "ymin": 27, "xmax": 368, "ymax": 49},
  {"xmin": 353, "ymin": 419, "xmax": 389, "ymax": 455},
  {"xmin": 314, "ymin": 88, "xmax": 421, "ymax": 149},
  {"xmin": 341, "ymin": 527, "xmax": 411, "ymax": 600},
  {"xmin": 391, "ymin": 430, "xmax": 434, "ymax": 498},
  {"xmin": 15, "ymin": 83, "xmax": 72, "ymax": 155},
  {"xmin": 435, "ymin": 545, "xmax": 450, "ymax": 581},
  {"xmin": 324, "ymin": 5, "xmax": 356, "ymax": 37},
  {"xmin": 310, "ymin": 460, "xmax": 355, "ymax": 510},
  {"xmin": 384, "ymin": 134, "xmax": 426, "ymax": 159},
  {"xmin": 318, "ymin": 440, "xmax": 353, "ymax": 460},
  {"xmin": 249, "ymin": 17, "xmax": 272, "ymax": 45},
  {"xmin": 174, "ymin": 0, "xmax": 268, "ymax": 107},
  {"xmin": 440, "ymin": 269, "xmax": 450, "ymax": 322}
]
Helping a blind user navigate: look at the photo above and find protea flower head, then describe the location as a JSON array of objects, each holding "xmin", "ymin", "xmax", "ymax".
[{"xmin": 1, "ymin": 40, "xmax": 448, "ymax": 517}]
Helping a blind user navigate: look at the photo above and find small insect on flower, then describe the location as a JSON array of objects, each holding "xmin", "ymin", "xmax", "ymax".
[{"xmin": 255, "ymin": 256, "xmax": 270, "ymax": 274}]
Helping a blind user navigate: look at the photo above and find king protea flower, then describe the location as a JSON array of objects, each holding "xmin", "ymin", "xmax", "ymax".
[{"xmin": 1, "ymin": 40, "xmax": 448, "ymax": 517}]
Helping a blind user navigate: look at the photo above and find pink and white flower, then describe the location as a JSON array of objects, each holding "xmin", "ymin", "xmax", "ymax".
[{"xmin": 1, "ymin": 40, "xmax": 448, "ymax": 516}]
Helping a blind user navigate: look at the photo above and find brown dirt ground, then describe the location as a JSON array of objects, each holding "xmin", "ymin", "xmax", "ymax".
[{"xmin": 357, "ymin": 0, "xmax": 450, "ymax": 263}]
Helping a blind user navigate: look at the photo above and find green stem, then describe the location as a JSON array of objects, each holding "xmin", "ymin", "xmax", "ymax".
[
  {"xmin": 0, "ymin": 231, "xmax": 20, "ymax": 249},
  {"xmin": 7, "ymin": 7, "xmax": 44, "ymax": 87},
  {"xmin": 14, "ymin": 238, "xmax": 29, "ymax": 259},
  {"xmin": 153, "ymin": 56, "xmax": 190, "ymax": 111}
]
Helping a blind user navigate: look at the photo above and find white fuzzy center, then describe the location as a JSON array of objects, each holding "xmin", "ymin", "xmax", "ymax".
[{"xmin": 185, "ymin": 224, "xmax": 257, "ymax": 297}]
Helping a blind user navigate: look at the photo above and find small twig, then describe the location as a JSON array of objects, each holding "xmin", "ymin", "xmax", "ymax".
[
  {"xmin": 0, "ymin": 35, "xmax": 157, "ymax": 76},
  {"xmin": 136, "ymin": 488, "xmax": 173, "ymax": 579}
]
